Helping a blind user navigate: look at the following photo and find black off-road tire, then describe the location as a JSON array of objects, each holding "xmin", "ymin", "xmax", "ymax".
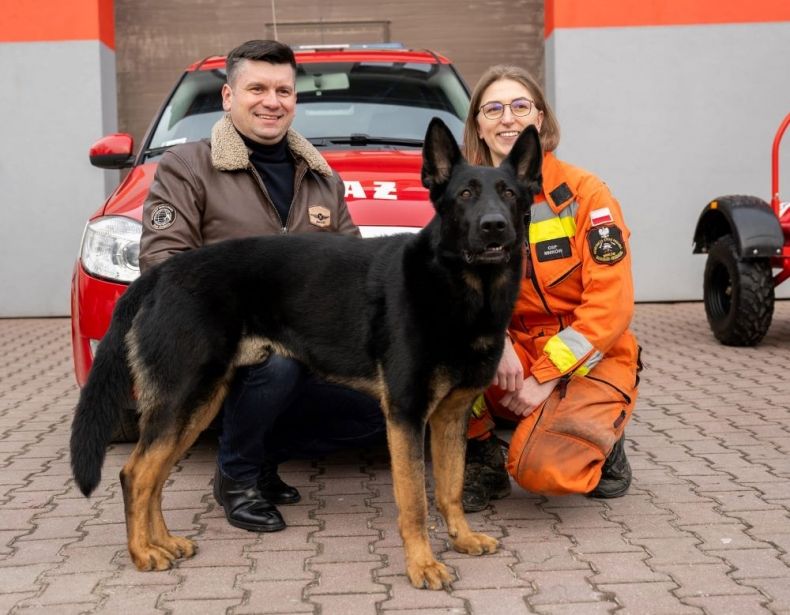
[
  {"xmin": 111, "ymin": 407, "xmax": 139, "ymax": 442},
  {"xmin": 703, "ymin": 234, "xmax": 774, "ymax": 346}
]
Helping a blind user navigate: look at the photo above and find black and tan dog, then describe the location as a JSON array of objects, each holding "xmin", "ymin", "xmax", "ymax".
[{"xmin": 70, "ymin": 118, "xmax": 542, "ymax": 589}]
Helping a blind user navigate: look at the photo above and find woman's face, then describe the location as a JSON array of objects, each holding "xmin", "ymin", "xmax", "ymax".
[{"xmin": 476, "ymin": 78, "xmax": 544, "ymax": 166}]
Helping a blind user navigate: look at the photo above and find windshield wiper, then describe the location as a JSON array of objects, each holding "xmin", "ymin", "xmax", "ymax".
[
  {"xmin": 308, "ymin": 134, "xmax": 423, "ymax": 148},
  {"xmin": 142, "ymin": 145, "xmax": 175, "ymax": 158}
]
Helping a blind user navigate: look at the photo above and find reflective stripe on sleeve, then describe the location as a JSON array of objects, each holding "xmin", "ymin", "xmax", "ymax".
[
  {"xmin": 543, "ymin": 326, "xmax": 599, "ymax": 373},
  {"xmin": 574, "ymin": 351, "xmax": 603, "ymax": 376}
]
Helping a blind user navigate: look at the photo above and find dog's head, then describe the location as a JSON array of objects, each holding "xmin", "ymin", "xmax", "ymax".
[{"xmin": 421, "ymin": 118, "xmax": 542, "ymax": 266}]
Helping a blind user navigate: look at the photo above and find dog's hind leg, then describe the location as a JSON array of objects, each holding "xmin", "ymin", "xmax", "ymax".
[
  {"xmin": 146, "ymin": 381, "xmax": 230, "ymax": 565},
  {"xmin": 429, "ymin": 389, "xmax": 499, "ymax": 556},
  {"xmin": 121, "ymin": 437, "xmax": 181, "ymax": 571},
  {"xmin": 384, "ymin": 413, "xmax": 452, "ymax": 590},
  {"xmin": 122, "ymin": 381, "xmax": 229, "ymax": 571}
]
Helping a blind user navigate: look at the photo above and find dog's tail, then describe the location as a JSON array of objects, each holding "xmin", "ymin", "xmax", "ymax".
[{"xmin": 70, "ymin": 271, "xmax": 156, "ymax": 497}]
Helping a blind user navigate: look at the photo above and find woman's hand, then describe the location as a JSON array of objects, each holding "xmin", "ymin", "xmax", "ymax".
[
  {"xmin": 493, "ymin": 338, "xmax": 524, "ymax": 392},
  {"xmin": 499, "ymin": 376, "xmax": 560, "ymax": 418}
]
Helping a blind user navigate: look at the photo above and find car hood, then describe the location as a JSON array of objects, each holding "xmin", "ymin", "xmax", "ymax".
[{"xmin": 98, "ymin": 149, "xmax": 434, "ymax": 229}]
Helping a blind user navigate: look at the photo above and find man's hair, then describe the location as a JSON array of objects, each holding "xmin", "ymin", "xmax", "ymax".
[
  {"xmin": 463, "ymin": 64, "xmax": 561, "ymax": 165},
  {"xmin": 225, "ymin": 40, "xmax": 297, "ymax": 86}
]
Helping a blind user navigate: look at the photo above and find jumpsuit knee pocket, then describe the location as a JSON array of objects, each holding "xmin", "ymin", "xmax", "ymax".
[{"xmin": 506, "ymin": 375, "xmax": 635, "ymax": 495}]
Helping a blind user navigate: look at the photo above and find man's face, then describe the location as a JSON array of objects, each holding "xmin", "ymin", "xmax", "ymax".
[{"xmin": 222, "ymin": 59, "xmax": 296, "ymax": 145}]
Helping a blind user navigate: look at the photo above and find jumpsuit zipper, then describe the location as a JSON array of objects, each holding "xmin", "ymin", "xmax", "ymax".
[
  {"xmin": 547, "ymin": 262, "xmax": 581, "ymax": 288},
  {"xmin": 585, "ymin": 375, "xmax": 632, "ymax": 405},
  {"xmin": 525, "ymin": 240, "xmax": 564, "ymax": 329}
]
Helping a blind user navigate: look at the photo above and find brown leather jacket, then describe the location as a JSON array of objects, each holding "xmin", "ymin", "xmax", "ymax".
[{"xmin": 140, "ymin": 114, "xmax": 359, "ymax": 271}]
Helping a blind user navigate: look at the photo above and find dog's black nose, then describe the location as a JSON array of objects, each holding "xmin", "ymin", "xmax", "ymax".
[{"xmin": 479, "ymin": 213, "xmax": 508, "ymax": 236}]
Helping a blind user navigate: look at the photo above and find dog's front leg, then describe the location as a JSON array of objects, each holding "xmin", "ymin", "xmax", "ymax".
[
  {"xmin": 385, "ymin": 416, "xmax": 452, "ymax": 590},
  {"xmin": 429, "ymin": 390, "xmax": 499, "ymax": 556}
]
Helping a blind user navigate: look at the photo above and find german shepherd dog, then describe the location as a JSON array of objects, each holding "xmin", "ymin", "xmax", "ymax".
[{"xmin": 70, "ymin": 119, "xmax": 542, "ymax": 589}]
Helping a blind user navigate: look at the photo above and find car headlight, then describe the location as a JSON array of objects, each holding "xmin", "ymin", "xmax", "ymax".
[{"xmin": 80, "ymin": 216, "xmax": 142, "ymax": 283}]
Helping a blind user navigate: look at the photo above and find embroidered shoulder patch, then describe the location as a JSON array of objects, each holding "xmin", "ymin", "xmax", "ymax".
[
  {"xmin": 150, "ymin": 204, "xmax": 176, "ymax": 230},
  {"xmin": 587, "ymin": 224, "xmax": 626, "ymax": 265},
  {"xmin": 308, "ymin": 205, "xmax": 331, "ymax": 228}
]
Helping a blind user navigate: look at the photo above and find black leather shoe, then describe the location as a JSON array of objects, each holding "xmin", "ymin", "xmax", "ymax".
[
  {"xmin": 588, "ymin": 434, "xmax": 632, "ymax": 499},
  {"xmin": 213, "ymin": 466, "xmax": 286, "ymax": 532},
  {"xmin": 257, "ymin": 461, "xmax": 301, "ymax": 505}
]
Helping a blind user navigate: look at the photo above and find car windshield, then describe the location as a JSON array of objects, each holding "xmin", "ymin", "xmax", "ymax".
[{"xmin": 146, "ymin": 60, "xmax": 469, "ymax": 158}]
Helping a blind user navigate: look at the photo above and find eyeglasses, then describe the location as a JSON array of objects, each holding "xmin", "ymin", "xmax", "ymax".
[{"xmin": 479, "ymin": 98, "xmax": 535, "ymax": 120}]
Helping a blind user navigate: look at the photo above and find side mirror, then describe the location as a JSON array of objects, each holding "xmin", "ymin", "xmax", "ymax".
[{"xmin": 89, "ymin": 133, "xmax": 135, "ymax": 169}]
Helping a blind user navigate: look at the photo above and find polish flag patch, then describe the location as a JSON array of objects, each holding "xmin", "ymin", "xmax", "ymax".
[{"xmin": 590, "ymin": 207, "xmax": 613, "ymax": 226}]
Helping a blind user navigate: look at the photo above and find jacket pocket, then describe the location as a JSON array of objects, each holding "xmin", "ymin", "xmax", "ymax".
[{"xmin": 545, "ymin": 258, "xmax": 581, "ymax": 288}]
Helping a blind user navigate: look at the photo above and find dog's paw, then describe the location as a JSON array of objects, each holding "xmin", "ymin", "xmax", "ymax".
[
  {"xmin": 130, "ymin": 544, "xmax": 177, "ymax": 571},
  {"xmin": 407, "ymin": 559, "xmax": 453, "ymax": 590},
  {"xmin": 452, "ymin": 531, "xmax": 499, "ymax": 556},
  {"xmin": 155, "ymin": 534, "xmax": 197, "ymax": 559}
]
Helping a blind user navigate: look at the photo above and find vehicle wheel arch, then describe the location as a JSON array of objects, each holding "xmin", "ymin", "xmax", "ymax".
[{"xmin": 692, "ymin": 194, "xmax": 783, "ymax": 259}]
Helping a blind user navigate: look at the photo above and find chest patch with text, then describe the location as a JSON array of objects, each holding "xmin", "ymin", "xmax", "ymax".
[
  {"xmin": 587, "ymin": 224, "xmax": 626, "ymax": 265},
  {"xmin": 535, "ymin": 237, "xmax": 572, "ymax": 262}
]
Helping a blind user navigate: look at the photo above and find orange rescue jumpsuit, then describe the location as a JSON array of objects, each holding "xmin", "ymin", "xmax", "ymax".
[{"xmin": 468, "ymin": 152, "xmax": 641, "ymax": 495}]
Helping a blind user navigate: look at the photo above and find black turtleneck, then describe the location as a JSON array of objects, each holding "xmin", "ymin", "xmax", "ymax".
[{"xmin": 239, "ymin": 132, "xmax": 295, "ymax": 225}]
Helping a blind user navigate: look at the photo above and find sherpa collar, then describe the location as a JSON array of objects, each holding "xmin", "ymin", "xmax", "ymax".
[{"xmin": 210, "ymin": 113, "xmax": 333, "ymax": 177}]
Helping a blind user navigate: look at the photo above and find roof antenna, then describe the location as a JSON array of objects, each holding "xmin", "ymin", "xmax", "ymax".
[{"xmin": 270, "ymin": 0, "xmax": 278, "ymax": 40}]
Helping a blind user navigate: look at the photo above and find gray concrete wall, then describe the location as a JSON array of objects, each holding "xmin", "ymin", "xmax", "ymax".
[
  {"xmin": 546, "ymin": 21, "xmax": 790, "ymax": 301},
  {"xmin": 0, "ymin": 41, "xmax": 118, "ymax": 316}
]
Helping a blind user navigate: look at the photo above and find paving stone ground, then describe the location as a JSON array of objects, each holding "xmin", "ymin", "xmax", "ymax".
[{"xmin": 1, "ymin": 302, "xmax": 789, "ymax": 614}]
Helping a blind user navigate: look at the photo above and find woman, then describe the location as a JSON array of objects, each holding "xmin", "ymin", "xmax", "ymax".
[{"xmin": 461, "ymin": 65, "xmax": 641, "ymax": 512}]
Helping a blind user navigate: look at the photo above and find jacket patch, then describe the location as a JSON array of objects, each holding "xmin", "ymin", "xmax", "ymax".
[
  {"xmin": 308, "ymin": 205, "xmax": 331, "ymax": 228},
  {"xmin": 549, "ymin": 183, "xmax": 572, "ymax": 207},
  {"xmin": 587, "ymin": 225, "xmax": 626, "ymax": 265},
  {"xmin": 536, "ymin": 237, "xmax": 572, "ymax": 262},
  {"xmin": 590, "ymin": 207, "xmax": 613, "ymax": 226},
  {"xmin": 151, "ymin": 205, "xmax": 176, "ymax": 230}
]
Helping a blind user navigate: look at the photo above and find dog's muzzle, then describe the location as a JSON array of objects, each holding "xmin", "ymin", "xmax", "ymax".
[{"xmin": 464, "ymin": 213, "xmax": 515, "ymax": 264}]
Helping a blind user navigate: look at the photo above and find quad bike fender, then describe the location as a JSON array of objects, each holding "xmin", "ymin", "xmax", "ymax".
[{"xmin": 692, "ymin": 195, "xmax": 783, "ymax": 258}]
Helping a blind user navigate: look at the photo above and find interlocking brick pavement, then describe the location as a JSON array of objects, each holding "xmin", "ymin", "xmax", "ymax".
[{"xmin": 1, "ymin": 302, "xmax": 789, "ymax": 614}]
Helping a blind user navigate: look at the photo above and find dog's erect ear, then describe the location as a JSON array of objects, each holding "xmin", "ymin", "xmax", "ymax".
[
  {"xmin": 421, "ymin": 117, "xmax": 462, "ymax": 190},
  {"xmin": 501, "ymin": 125, "xmax": 543, "ymax": 196}
]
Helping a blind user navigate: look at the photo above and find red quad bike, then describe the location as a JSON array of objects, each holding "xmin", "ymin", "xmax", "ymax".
[{"xmin": 693, "ymin": 112, "xmax": 790, "ymax": 346}]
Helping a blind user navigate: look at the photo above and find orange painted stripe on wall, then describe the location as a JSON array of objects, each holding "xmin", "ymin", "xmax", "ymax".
[
  {"xmin": 545, "ymin": 0, "xmax": 790, "ymax": 38},
  {"xmin": 0, "ymin": 0, "xmax": 114, "ymax": 49}
]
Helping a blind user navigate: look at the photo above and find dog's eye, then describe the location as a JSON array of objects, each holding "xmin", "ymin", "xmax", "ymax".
[
  {"xmin": 460, "ymin": 189, "xmax": 473, "ymax": 199},
  {"xmin": 502, "ymin": 188, "xmax": 516, "ymax": 199}
]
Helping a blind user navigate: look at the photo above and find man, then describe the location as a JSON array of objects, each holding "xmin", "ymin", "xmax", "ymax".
[{"xmin": 139, "ymin": 40, "xmax": 384, "ymax": 533}]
